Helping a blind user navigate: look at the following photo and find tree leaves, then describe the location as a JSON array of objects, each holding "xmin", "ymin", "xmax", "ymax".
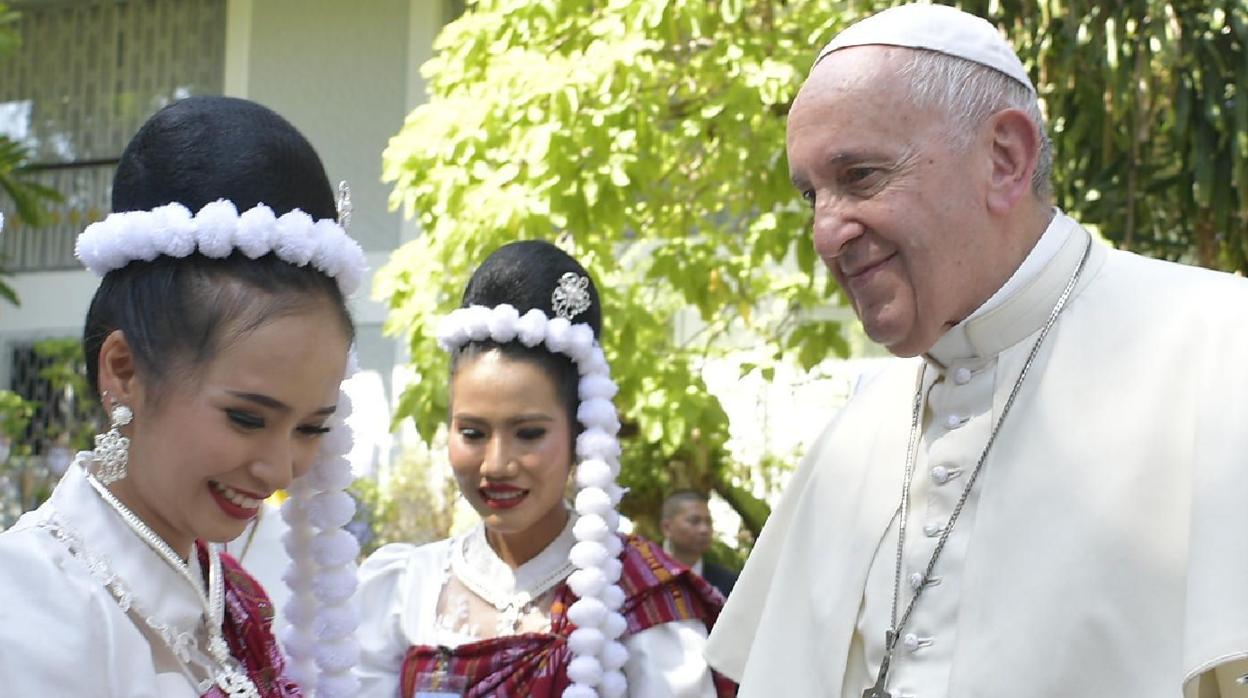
[{"xmin": 379, "ymin": 0, "xmax": 1246, "ymax": 538}]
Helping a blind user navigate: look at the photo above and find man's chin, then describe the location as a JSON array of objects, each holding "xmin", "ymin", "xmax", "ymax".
[{"xmin": 863, "ymin": 319, "xmax": 925, "ymax": 358}]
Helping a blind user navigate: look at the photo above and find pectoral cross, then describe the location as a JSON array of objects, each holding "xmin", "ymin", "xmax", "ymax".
[{"xmin": 862, "ymin": 631, "xmax": 895, "ymax": 698}]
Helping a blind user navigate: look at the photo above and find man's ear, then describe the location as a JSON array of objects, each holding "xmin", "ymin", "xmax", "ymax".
[
  {"xmin": 96, "ymin": 330, "xmax": 140, "ymax": 408},
  {"xmin": 984, "ymin": 107, "xmax": 1041, "ymax": 214}
]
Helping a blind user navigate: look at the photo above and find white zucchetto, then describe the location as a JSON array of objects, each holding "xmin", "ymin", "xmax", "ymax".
[{"xmin": 815, "ymin": 3, "xmax": 1035, "ymax": 94}]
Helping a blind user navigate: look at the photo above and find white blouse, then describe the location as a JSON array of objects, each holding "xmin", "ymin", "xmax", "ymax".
[
  {"xmin": 355, "ymin": 517, "xmax": 716, "ymax": 697},
  {"xmin": 0, "ymin": 461, "xmax": 230, "ymax": 697}
]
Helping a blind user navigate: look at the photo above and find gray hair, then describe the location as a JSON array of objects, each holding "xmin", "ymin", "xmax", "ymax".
[{"xmin": 897, "ymin": 49, "xmax": 1053, "ymax": 201}]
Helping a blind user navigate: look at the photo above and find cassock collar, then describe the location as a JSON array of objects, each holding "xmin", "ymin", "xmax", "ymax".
[
  {"xmin": 47, "ymin": 457, "xmax": 206, "ymax": 641},
  {"xmin": 927, "ymin": 211, "xmax": 1094, "ymax": 367}
]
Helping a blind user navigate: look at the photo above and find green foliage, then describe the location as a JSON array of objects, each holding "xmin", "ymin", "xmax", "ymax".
[
  {"xmin": 380, "ymin": 0, "xmax": 1247, "ymax": 539},
  {"xmin": 973, "ymin": 0, "xmax": 1248, "ymax": 272},
  {"xmin": 350, "ymin": 438, "xmax": 459, "ymax": 556},
  {"xmin": 380, "ymin": 0, "xmax": 854, "ymax": 537},
  {"xmin": 0, "ymin": 389, "xmax": 34, "ymax": 443},
  {"xmin": 0, "ymin": 3, "xmax": 66, "ymax": 306},
  {"xmin": 33, "ymin": 338, "xmax": 98, "ymax": 451}
]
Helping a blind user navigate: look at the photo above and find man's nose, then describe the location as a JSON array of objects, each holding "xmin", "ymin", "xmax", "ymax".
[{"xmin": 812, "ymin": 197, "xmax": 866, "ymax": 262}]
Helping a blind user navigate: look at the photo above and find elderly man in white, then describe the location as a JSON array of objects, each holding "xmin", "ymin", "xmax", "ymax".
[{"xmin": 705, "ymin": 5, "xmax": 1248, "ymax": 698}]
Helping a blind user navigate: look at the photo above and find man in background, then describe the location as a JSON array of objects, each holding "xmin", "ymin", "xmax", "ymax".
[{"xmin": 661, "ymin": 490, "xmax": 737, "ymax": 598}]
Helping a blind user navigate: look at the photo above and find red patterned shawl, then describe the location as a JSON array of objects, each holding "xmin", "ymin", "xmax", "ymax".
[
  {"xmin": 198, "ymin": 544, "xmax": 303, "ymax": 698},
  {"xmin": 399, "ymin": 534, "xmax": 737, "ymax": 697}
]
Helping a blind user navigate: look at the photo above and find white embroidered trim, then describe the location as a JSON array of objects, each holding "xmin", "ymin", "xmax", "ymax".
[
  {"xmin": 438, "ymin": 304, "xmax": 628, "ymax": 698},
  {"xmin": 74, "ymin": 200, "xmax": 367, "ymax": 295},
  {"xmin": 37, "ymin": 514, "xmax": 236, "ymax": 694},
  {"xmin": 281, "ymin": 350, "xmax": 361, "ymax": 698}
]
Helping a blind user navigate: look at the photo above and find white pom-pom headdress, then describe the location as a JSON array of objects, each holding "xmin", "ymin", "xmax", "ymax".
[
  {"xmin": 437, "ymin": 270, "xmax": 629, "ymax": 698},
  {"xmin": 75, "ymin": 197, "xmax": 367, "ymax": 296},
  {"xmin": 74, "ymin": 188, "xmax": 365, "ymax": 698}
]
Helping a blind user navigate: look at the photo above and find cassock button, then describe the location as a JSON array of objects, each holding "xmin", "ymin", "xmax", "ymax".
[
  {"xmin": 944, "ymin": 414, "xmax": 964, "ymax": 429},
  {"xmin": 902, "ymin": 633, "xmax": 931, "ymax": 651},
  {"xmin": 909, "ymin": 572, "xmax": 925, "ymax": 589},
  {"xmin": 923, "ymin": 522, "xmax": 942, "ymax": 537},
  {"xmin": 931, "ymin": 465, "xmax": 951, "ymax": 484},
  {"xmin": 953, "ymin": 367, "xmax": 973, "ymax": 385}
]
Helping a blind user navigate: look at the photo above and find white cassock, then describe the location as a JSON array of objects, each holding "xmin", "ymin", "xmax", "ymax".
[
  {"xmin": 355, "ymin": 515, "xmax": 717, "ymax": 697},
  {"xmin": 706, "ymin": 211, "xmax": 1248, "ymax": 697},
  {"xmin": 0, "ymin": 460, "xmax": 220, "ymax": 697}
]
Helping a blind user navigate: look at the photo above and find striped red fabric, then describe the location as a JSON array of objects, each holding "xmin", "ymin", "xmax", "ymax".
[
  {"xmin": 399, "ymin": 535, "xmax": 736, "ymax": 697},
  {"xmin": 201, "ymin": 544, "xmax": 304, "ymax": 698}
]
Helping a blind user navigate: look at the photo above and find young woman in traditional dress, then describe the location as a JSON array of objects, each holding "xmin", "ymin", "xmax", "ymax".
[
  {"xmin": 355, "ymin": 240, "xmax": 734, "ymax": 698},
  {"xmin": 0, "ymin": 96, "xmax": 365, "ymax": 698}
]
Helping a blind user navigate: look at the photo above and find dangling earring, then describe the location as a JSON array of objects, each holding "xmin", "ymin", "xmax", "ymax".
[{"xmin": 93, "ymin": 392, "xmax": 133, "ymax": 485}]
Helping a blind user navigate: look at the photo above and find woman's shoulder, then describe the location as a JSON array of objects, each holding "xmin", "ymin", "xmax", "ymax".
[
  {"xmin": 361, "ymin": 539, "xmax": 451, "ymax": 578},
  {"xmin": 0, "ymin": 517, "xmax": 99, "ymax": 600},
  {"xmin": 616, "ymin": 534, "xmax": 725, "ymax": 633},
  {"xmin": 0, "ymin": 522, "xmax": 134, "ymax": 681}
]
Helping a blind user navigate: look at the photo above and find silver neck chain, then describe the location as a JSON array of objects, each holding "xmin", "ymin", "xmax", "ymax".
[
  {"xmin": 885, "ymin": 238, "xmax": 1093, "ymax": 658},
  {"xmin": 85, "ymin": 473, "xmax": 260, "ymax": 698}
]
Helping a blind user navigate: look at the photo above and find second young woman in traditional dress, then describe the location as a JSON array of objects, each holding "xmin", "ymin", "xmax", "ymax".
[{"xmin": 356, "ymin": 241, "xmax": 733, "ymax": 697}]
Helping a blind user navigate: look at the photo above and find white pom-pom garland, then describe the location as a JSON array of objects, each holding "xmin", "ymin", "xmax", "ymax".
[
  {"xmin": 311, "ymin": 528, "xmax": 362, "ymax": 567},
  {"xmin": 195, "ymin": 199, "xmax": 238, "ymax": 258},
  {"xmin": 568, "ymin": 627, "xmax": 606, "ymax": 655},
  {"xmin": 279, "ymin": 350, "xmax": 361, "ymax": 696},
  {"xmin": 489, "ymin": 304, "xmax": 521, "ymax": 342},
  {"xmin": 568, "ymin": 567, "xmax": 609, "ymax": 598},
  {"xmin": 314, "ymin": 638, "xmax": 362, "ymax": 673},
  {"xmin": 577, "ymin": 374, "xmax": 618, "ymax": 401},
  {"xmin": 313, "ymin": 603, "xmax": 362, "ymax": 641},
  {"xmin": 601, "ymin": 584, "xmax": 626, "ymax": 612},
  {"xmin": 576, "ymin": 429, "xmax": 621, "ymax": 461},
  {"xmin": 572, "ymin": 514, "xmax": 610, "ymax": 543},
  {"xmin": 284, "ymin": 594, "xmax": 318, "ymax": 628},
  {"xmin": 280, "ymin": 622, "xmax": 315, "ymax": 662},
  {"xmin": 602, "ymin": 612, "xmax": 628, "ymax": 640},
  {"xmin": 306, "ymin": 454, "xmax": 356, "ymax": 491},
  {"xmin": 601, "ymin": 558, "xmax": 623, "ymax": 585},
  {"xmin": 566, "ymin": 595, "xmax": 608, "ymax": 628},
  {"xmin": 601, "ymin": 641, "xmax": 628, "ymax": 671},
  {"xmin": 74, "ymin": 200, "xmax": 367, "ymax": 295},
  {"xmin": 566, "ymin": 324, "xmax": 596, "ymax": 365},
  {"xmin": 575, "ymin": 459, "xmax": 614, "ymax": 490},
  {"xmin": 574, "ymin": 487, "xmax": 613, "ymax": 517},
  {"xmin": 236, "ymin": 204, "xmax": 278, "ymax": 259},
  {"xmin": 316, "ymin": 672, "xmax": 362, "ymax": 698},
  {"xmin": 567, "ymin": 655, "xmax": 606, "ymax": 685},
  {"xmin": 311, "ymin": 562, "xmax": 359, "ymax": 604},
  {"xmin": 285, "ymin": 664, "xmax": 317, "ymax": 696},
  {"xmin": 600, "ymin": 670, "xmax": 628, "ymax": 698},
  {"xmin": 309, "ymin": 490, "xmax": 357, "ymax": 530},
  {"xmin": 515, "ymin": 308, "xmax": 549, "ymax": 347},
  {"xmin": 577, "ymin": 399, "xmax": 620, "ymax": 434},
  {"xmin": 544, "ymin": 316, "xmax": 573, "ymax": 354},
  {"xmin": 437, "ymin": 299, "xmax": 629, "ymax": 698},
  {"xmin": 570, "ymin": 540, "xmax": 610, "ymax": 569}
]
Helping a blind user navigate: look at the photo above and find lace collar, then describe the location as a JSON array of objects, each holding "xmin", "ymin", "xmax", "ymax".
[
  {"xmin": 450, "ymin": 513, "xmax": 577, "ymax": 612},
  {"xmin": 37, "ymin": 456, "xmax": 207, "ymax": 649}
]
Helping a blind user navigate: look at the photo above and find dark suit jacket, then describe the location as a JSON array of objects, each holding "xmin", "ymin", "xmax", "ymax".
[{"xmin": 701, "ymin": 561, "xmax": 738, "ymax": 599}]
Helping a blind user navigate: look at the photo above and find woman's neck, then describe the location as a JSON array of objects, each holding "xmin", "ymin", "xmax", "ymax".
[
  {"xmin": 106, "ymin": 477, "xmax": 194, "ymax": 561},
  {"xmin": 485, "ymin": 506, "xmax": 570, "ymax": 569}
]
